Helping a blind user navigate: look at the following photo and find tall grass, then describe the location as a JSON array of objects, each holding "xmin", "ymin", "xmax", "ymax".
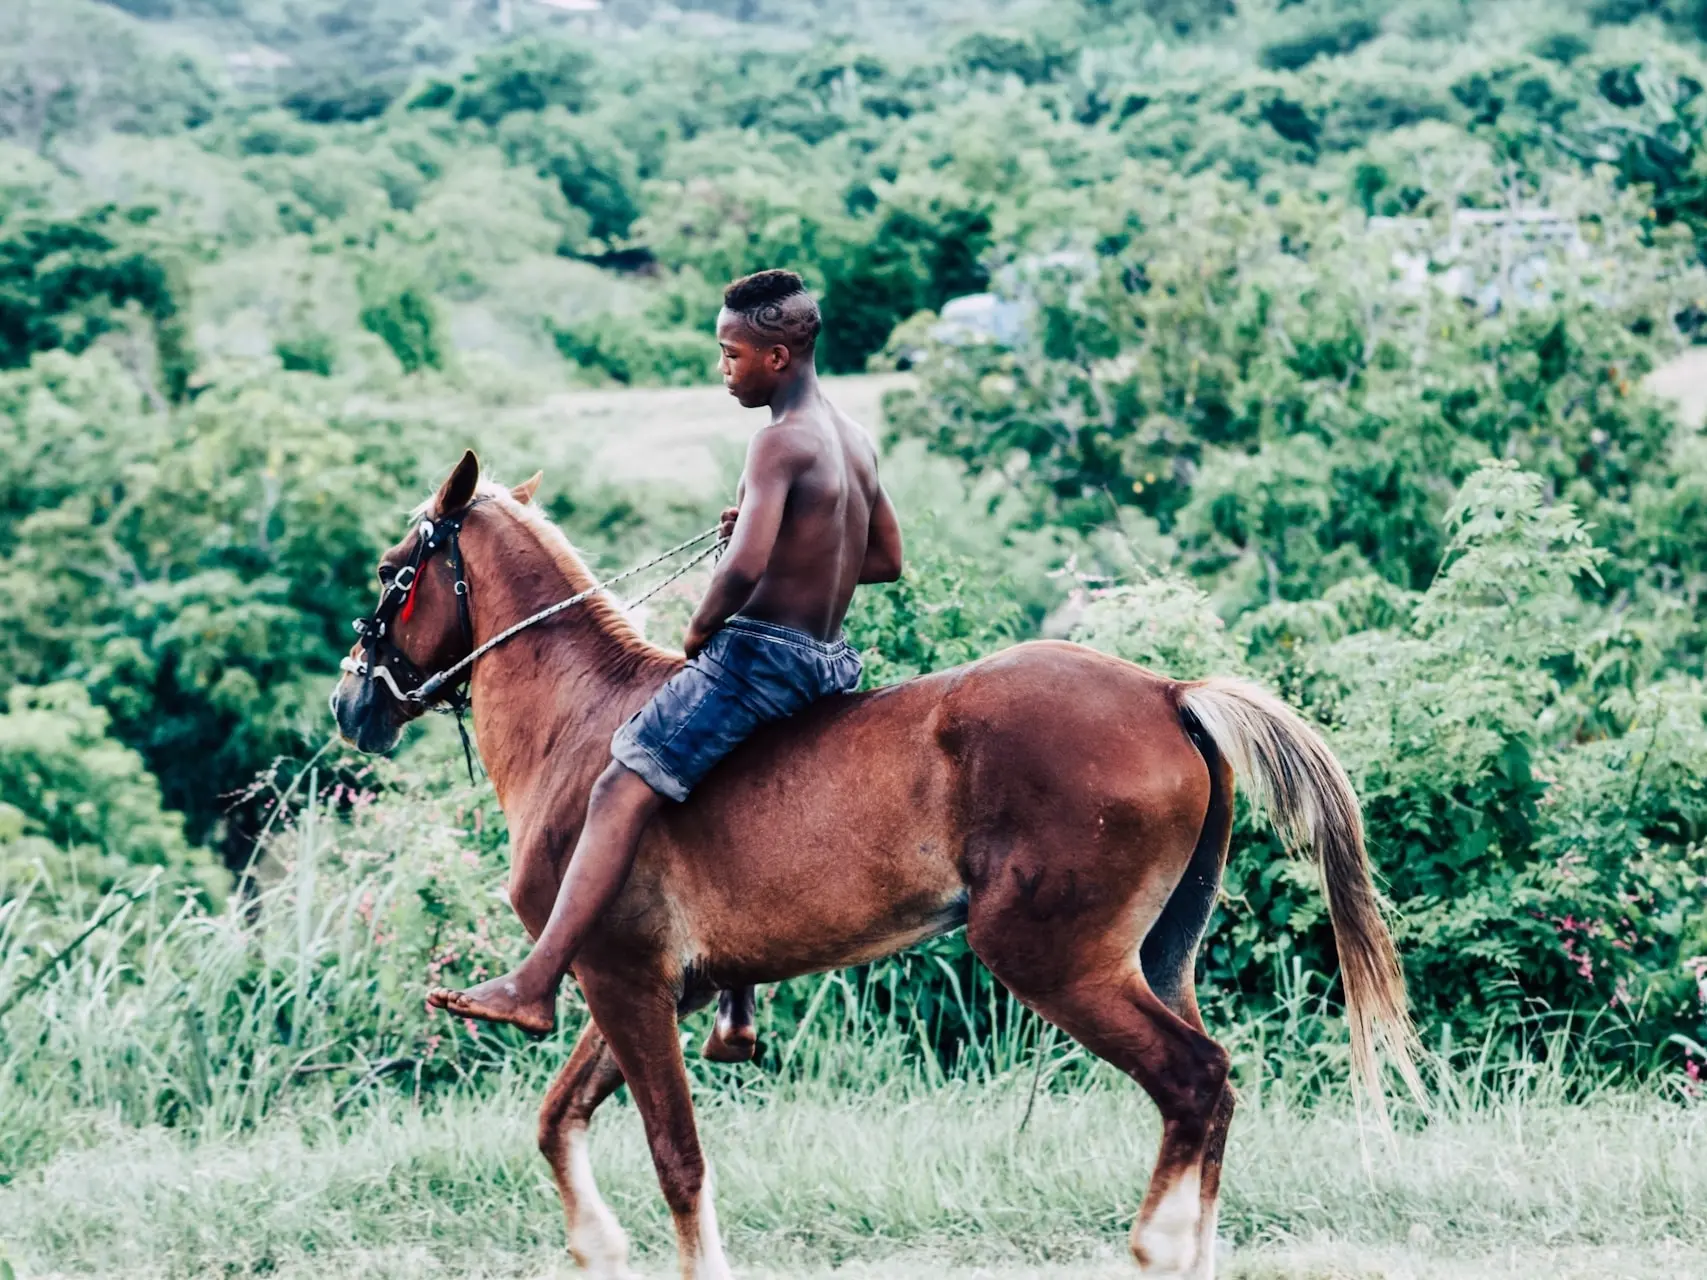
[{"xmin": 1, "ymin": 756, "xmax": 1702, "ymax": 1276}]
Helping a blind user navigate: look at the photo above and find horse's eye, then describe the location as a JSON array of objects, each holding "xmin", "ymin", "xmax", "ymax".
[{"xmin": 378, "ymin": 564, "xmax": 397, "ymax": 585}]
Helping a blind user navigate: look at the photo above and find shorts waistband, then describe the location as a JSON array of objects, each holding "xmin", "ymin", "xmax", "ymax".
[{"xmin": 725, "ymin": 615, "xmax": 850, "ymax": 654}]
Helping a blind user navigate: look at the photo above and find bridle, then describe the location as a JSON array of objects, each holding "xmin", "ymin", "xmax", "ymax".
[
  {"xmin": 340, "ymin": 502, "xmax": 721, "ymax": 779},
  {"xmin": 341, "ymin": 504, "xmax": 481, "ymax": 774}
]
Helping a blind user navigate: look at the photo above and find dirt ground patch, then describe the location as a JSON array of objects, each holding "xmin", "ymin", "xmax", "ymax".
[
  {"xmin": 514, "ymin": 373, "xmax": 910, "ymax": 495},
  {"xmin": 1646, "ymin": 346, "xmax": 1707, "ymax": 429}
]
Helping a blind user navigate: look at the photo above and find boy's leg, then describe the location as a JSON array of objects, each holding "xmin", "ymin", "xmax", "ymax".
[{"xmin": 428, "ymin": 760, "xmax": 665, "ymax": 1035}]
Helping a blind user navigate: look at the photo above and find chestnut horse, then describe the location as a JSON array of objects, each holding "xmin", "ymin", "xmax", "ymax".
[{"xmin": 330, "ymin": 453, "xmax": 1413, "ymax": 1280}]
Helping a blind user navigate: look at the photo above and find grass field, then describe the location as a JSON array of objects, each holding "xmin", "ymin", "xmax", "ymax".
[{"xmin": 4, "ymin": 1060, "xmax": 1702, "ymax": 1280}]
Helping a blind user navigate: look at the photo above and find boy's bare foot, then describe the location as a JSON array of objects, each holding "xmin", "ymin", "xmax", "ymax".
[
  {"xmin": 701, "ymin": 985, "xmax": 760, "ymax": 1062},
  {"xmin": 427, "ymin": 973, "xmax": 556, "ymax": 1036},
  {"xmin": 701, "ymin": 1020, "xmax": 759, "ymax": 1063}
]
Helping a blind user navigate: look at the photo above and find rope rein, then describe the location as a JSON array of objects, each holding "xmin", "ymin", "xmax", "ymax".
[{"xmin": 410, "ymin": 525, "xmax": 723, "ymax": 705}]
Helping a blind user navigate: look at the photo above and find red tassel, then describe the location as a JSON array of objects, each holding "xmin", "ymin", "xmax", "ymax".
[{"xmin": 399, "ymin": 578, "xmax": 420, "ymax": 624}]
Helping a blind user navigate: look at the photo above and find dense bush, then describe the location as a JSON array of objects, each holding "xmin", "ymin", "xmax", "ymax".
[
  {"xmin": 551, "ymin": 311, "xmax": 712, "ymax": 385},
  {"xmin": 0, "ymin": 348, "xmax": 431, "ymax": 857},
  {"xmin": 1074, "ymin": 464, "xmax": 1707, "ymax": 1062},
  {"xmin": 0, "ymin": 205, "xmax": 193, "ymax": 400}
]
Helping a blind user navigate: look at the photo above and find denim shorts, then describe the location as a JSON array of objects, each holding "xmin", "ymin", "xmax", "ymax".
[{"xmin": 611, "ymin": 616, "xmax": 863, "ymax": 802}]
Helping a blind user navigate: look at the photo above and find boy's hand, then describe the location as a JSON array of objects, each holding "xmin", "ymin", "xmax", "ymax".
[
  {"xmin": 682, "ymin": 621, "xmax": 714, "ymax": 661},
  {"xmin": 718, "ymin": 506, "xmax": 739, "ymax": 544}
]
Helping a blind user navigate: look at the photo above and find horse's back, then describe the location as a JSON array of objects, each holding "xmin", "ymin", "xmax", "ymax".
[{"xmin": 637, "ymin": 641, "xmax": 1208, "ymax": 982}]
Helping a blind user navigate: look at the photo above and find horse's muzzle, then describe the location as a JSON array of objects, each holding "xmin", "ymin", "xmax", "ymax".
[{"xmin": 329, "ymin": 670, "xmax": 406, "ymax": 755}]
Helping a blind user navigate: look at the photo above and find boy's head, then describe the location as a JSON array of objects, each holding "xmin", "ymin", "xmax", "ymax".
[{"xmin": 716, "ymin": 269, "xmax": 821, "ymax": 407}]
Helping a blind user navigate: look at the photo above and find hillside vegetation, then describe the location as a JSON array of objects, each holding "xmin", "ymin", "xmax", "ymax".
[{"xmin": 1, "ymin": 7, "xmax": 1705, "ymax": 1256}]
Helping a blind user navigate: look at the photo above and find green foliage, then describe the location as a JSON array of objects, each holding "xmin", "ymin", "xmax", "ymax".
[
  {"xmin": 889, "ymin": 163, "xmax": 1703, "ymax": 620},
  {"xmin": 951, "ymin": 30, "xmax": 1075, "ymax": 86},
  {"xmin": 0, "ymin": 350, "xmax": 432, "ymax": 853},
  {"xmin": 551, "ymin": 312, "xmax": 712, "ymax": 385},
  {"xmin": 1068, "ymin": 574, "xmax": 1244, "ymax": 680},
  {"xmin": 4, "ymin": 0, "xmax": 1707, "ymax": 1156},
  {"xmin": 1066, "ymin": 464, "xmax": 1707, "ymax": 1064},
  {"xmin": 0, "ymin": 681, "xmax": 219, "ymax": 898},
  {"xmin": 274, "ymin": 329, "xmax": 337, "ymax": 376},
  {"xmin": 358, "ymin": 266, "xmax": 448, "ymax": 374},
  {"xmin": 436, "ymin": 38, "xmax": 597, "ymax": 128},
  {"xmin": 496, "ymin": 108, "xmax": 640, "ymax": 246},
  {"xmin": 843, "ymin": 528, "xmax": 1025, "ymax": 686},
  {"xmin": 1261, "ymin": 3, "xmax": 1385, "ymax": 72},
  {"xmin": 0, "ymin": 204, "xmax": 193, "ymax": 400},
  {"xmin": 0, "ymin": 0, "xmax": 221, "ymax": 151}
]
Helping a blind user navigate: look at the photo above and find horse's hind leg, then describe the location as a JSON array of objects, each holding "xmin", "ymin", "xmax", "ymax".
[
  {"xmin": 1137, "ymin": 735, "xmax": 1237, "ymax": 1276},
  {"xmin": 1017, "ymin": 966, "xmax": 1229, "ymax": 1278},
  {"xmin": 971, "ymin": 827, "xmax": 1231, "ymax": 1279},
  {"xmin": 538, "ymin": 1022, "xmax": 635, "ymax": 1279}
]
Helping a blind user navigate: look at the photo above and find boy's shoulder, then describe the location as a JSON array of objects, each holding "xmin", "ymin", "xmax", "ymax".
[{"xmin": 747, "ymin": 415, "xmax": 825, "ymax": 468}]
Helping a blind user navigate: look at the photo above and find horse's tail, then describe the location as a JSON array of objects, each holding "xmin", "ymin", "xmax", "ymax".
[{"xmin": 1176, "ymin": 675, "xmax": 1421, "ymax": 1111}]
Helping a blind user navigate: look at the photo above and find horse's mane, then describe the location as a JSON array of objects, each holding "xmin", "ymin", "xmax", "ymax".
[{"xmin": 424, "ymin": 480, "xmax": 674, "ymax": 672}]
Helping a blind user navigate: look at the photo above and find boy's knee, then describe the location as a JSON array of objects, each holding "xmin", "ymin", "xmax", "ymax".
[{"xmin": 593, "ymin": 757, "xmax": 644, "ymax": 796}]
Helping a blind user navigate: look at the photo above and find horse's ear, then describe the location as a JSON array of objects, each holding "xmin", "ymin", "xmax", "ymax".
[
  {"xmin": 511, "ymin": 471, "xmax": 543, "ymax": 505},
  {"xmin": 435, "ymin": 450, "xmax": 479, "ymax": 515}
]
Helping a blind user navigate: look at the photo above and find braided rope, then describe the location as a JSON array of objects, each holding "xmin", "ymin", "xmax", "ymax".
[{"xmin": 411, "ymin": 526, "xmax": 722, "ymax": 703}]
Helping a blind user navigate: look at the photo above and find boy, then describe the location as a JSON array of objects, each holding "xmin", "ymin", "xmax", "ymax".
[{"xmin": 428, "ymin": 269, "xmax": 904, "ymax": 1048}]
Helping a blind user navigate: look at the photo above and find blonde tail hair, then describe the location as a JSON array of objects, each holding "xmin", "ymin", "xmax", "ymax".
[{"xmin": 1179, "ymin": 676, "xmax": 1422, "ymax": 1113}]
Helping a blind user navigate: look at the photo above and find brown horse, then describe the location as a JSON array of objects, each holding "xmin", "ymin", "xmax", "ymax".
[{"xmin": 330, "ymin": 453, "xmax": 1414, "ymax": 1280}]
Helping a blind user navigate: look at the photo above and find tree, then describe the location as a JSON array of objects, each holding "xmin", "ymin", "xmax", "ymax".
[{"xmin": 0, "ymin": 205, "xmax": 193, "ymax": 401}]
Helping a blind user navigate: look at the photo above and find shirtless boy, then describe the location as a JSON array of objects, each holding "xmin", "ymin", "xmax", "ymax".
[{"xmin": 427, "ymin": 269, "xmax": 904, "ymax": 1052}]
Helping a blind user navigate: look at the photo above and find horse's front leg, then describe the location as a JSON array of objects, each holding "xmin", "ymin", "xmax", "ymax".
[
  {"xmin": 537, "ymin": 1021, "xmax": 634, "ymax": 1278},
  {"xmin": 582, "ymin": 962, "xmax": 733, "ymax": 1280}
]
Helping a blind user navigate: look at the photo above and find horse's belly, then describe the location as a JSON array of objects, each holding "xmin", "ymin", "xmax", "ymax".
[
  {"xmin": 655, "ymin": 681, "xmax": 967, "ymax": 981},
  {"xmin": 674, "ymin": 815, "xmax": 969, "ymax": 983}
]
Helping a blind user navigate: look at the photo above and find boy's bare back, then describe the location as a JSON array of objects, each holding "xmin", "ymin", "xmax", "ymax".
[{"xmin": 733, "ymin": 401, "xmax": 888, "ymax": 641}]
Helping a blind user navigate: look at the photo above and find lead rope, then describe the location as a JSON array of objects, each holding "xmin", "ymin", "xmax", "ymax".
[
  {"xmin": 412, "ymin": 525, "xmax": 723, "ymax": 706},
  {"xmin": 422, "ymin": 525, "xmax": 726, "ymax": 783}
]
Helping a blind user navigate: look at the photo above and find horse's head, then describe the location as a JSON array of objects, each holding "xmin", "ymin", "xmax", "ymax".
[{"xmin": 330, "ymin": 450, "xmax": 543, "ymax": 754}]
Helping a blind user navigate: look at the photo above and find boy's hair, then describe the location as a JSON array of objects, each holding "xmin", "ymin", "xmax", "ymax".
[{"xmin": 723, "ymin": 269, "xmax": 822, "ymax": 353}]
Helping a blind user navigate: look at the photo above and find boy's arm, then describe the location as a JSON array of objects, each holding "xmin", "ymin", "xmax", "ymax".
[
  {"xmin": 683, "ymin": 433, "xmax": 802, "ymax": 658},
  {"xmin": 858, "ymin": 485, "xmax": 904, "ymax": 584}
]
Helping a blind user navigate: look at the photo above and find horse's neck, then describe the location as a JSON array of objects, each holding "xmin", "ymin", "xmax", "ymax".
[{"xmin": 462, "ymin": 514, "xmax": 674, "ymax": 813}]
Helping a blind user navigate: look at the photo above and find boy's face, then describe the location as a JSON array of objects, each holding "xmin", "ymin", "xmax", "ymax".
[{"xmin": 716, "ymin": 308, "xmax": 790, "ymax": 407}]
